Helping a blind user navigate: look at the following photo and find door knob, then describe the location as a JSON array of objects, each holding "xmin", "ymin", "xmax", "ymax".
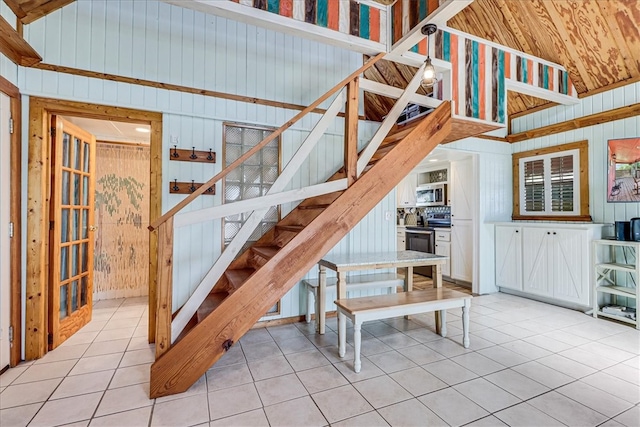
[{"xmin": 89, "ymin": 225, "xmax": 98, "ymax": 231}]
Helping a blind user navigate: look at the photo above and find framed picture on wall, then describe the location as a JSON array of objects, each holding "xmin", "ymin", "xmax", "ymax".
[{"xmin": 607, "ymin": 137, "xmax": 640, "ymax": 203}]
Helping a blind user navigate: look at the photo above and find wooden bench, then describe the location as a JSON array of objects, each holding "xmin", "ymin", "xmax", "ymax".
[
  {"xmin": 302, "ymin": 272, "xmax": 403, "ymax": 329},
  {"xmin": 335, "ymin": 288, "xmax": 471, "ymax": 373}
]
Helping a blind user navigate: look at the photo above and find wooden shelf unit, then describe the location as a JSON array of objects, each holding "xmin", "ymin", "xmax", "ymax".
[{"xmin": 592, "ymin": 239, "xmax": 639, "ymax": 329}]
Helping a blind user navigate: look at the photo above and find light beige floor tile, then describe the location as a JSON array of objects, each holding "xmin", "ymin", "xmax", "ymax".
[
  {"xmin": 470, "ymin": 328, "xmax": 517, "ymax": 345},
  {"xmin": 361, "ymin": 322, "xmax": 399, "ymax": 337},
  {"xmin": 512, "ymin": 361, "xmax": 574, "ymax": 389},
  {"xmin": 34, "ymin": 344, "xmax": 89, "ymax": 364},
  {"xmin": 93, "ymin": 327, "xmax": 135, "ymax": 342},
  {"xmin": 126, "ymin": 337, "xmax": 155, "ymax": 352},
  {"xmin": 453, "ymin": 377, "xmax": 521, "ymax": 413},
  {"xmin": 543, "ymin": 330, "xmax": 590, "ymax": 347},
  {"xmin": 484, "ymin": 368, "xmax": 549, "ymax": 400},
  {"xmin": 613, "ymin": 405, "xmax": 640, "ymax": 427},
  {"xmin": 0, "ymin": 365, "xmax": 28, "ymax": 386},
  {"xmin": 604, "ymin": 363, "xmax": 640, "ymax": 386},
  {"xmin": 598, "ymin": 330, "xmax": 640, "ymax": 355},
  {"xmin": 102, "ymin": 318, "xmax": 137, "ymax": 331},
  {"xmin": 51, "ymin": 370, "xmax": 114, "ymax": 399},
  {"xmin": 492, "ymin": 324, "xmax": 538, "ymax": 339},
  {"xmin": 309, "ymin": 330, "xmax": 339, "ymax": 348},
  {"xmin": 93, "ymin": 299, "xmax": 123, "ymax": 309},
  {"xmin": 422, "ymin": 359, "xmax": 479, "ymax": 385},
  {"xmin": 494, "ymin": 402, "xmax": 565, "ymax": 427},
  {"xmin": 211, "ymin": 345, "xmax": 245, "ymax": 367},
  {"xmin": 418, "ymin": 387, "xmax": 489, "ymax": 427},
  {"xmin": 500, "ymin": 340, "xmax": 552, "ymax": 360},
  {"xmin": 60, "ymin": 331, "xmax": 99, "ymax": 347},
  {"xmin": 68, "ymin": 353, "xmax": 121, "ymax": 376},
  {"xmin": 83, "ymin": 339, "xmax": 130, "ymax": 357},
  {"xmin": 449, "ymin": 333, "xmax": 495, "ymax": 350},
  {"xmin": 377, "ymin": 398, "xmax": 447, "ymax": 426},
  {"xmin": 367, "ymin": 350, "xmax": 417, "ymax": 374},
  {"xmin": 109, "ymin": 363, "xmax": 151, "ymax": 389},
  {"xmin": 352, "ymin": 375, "xmax": 412, "ymax": 409},
  {"xmin": 403, "ymin": 327, "xmax": 443, "ymax": 343},
  {"xmin": 0, "ymin": 378, "xmax": 62, "ymax": 408},
  {"xmin": 209, "ymin": 408, "xmax": 269, "ymax": 427},
  {"xmin": 247, "ymin": 355, "xmax": 293, "ymax": 381},
  {"xmin": 332, "ymin": 410, "xmax": 390, "ymax": 427},
  {"xmin": 241, "ymin": 341, "xmax": 283, "ymax": 362},
  {"xmin": 151, "ymin": 393, "xmax": 210, "ymax": 426},
  {"xmin": 297, "ymin": 364, "xmax": 348, "ymax": 394},
  {"xmin": 319, "ymin": 342, "xmax": 354, "ymax": 364},
  {"xmin": 536, "ymin": 354, "xmax": 597, "ymax": 379},
  {"xmin": 359, "ymin": 338, "xmax": 393, "ymax": 356},
  {"xmin": 208, "ymin": 383, "xmax": 262, "ymax": 421},
  {"xmin": 94, "ymin": 382, "xmax": 151, "ymax": 417},
  {"xmin": 528, "ymin": 391, "xmax": 608, "ymax": 426},
  {"xmin": 451, "ymin": 351, "xmax": 507, "ymax": 375},
  {"xmin": 377, "ymin": 332, "xmax": 421, "ymax": 349},
  {"xmin": 13, "ymin": 360, "xmax": 76, "ymax": 384},
  {"xmin": 312, "ymin": 384, "xmax": 374, "ymax": 424},
  {"xmin": 523, "ymin": 334, "xmax": 573, "ymax": 353},
  {"xmin": 465, "ymin": 415, "xmax": 508, "ymax": 426},
  {"xmin": 333, "ymin": 356, "xmax": 385, "ymax": 383},
  {"xmin": 89, "ymin": 406, "xmax": 152, "ymax": 427},
  {"xmin": 267, "ymin": 324, "xmax": 305, "ymax": 342},
  {"xmin": 254, "ymin": 373, "xmax": 308, "ymax": 406},
  {"xmin": 396, "ymin": 343, "xmax": 446, "ymax": 365},
  {"xmin": 578, "ymin": 341, "xmax": 637, "ymax": 364},
  {"xmin": 119, "ymin": 348, "xmax": 155, "ymax": 367},
  {"xmin": 284, "ymin": 349, "xmax": 330, "ymax": 371},
  {"xmin": 239, "ymin": 328, "xmax": 273, "ymax": 346},
  {"xmin": 558, "ymin": 346, "xmax": 620, "ymax": 370},
  {"xmin": 581, "ymin": 372, "xmax": 640, "ymax": 404},
  {"xmin": 132, "ymin": 325, "xmax": 147, "ymax": 338},
  {"xmin": 206, "ymin": 362, "xmax": 253, "ymax": 392},
  {"xmin": 264, "ymin": 395, "xmax": 327, "ymax": 427},
  {"xmin": 389, "ymin": 367, "xmax": 447, "ymax": 397},
  {"xmin": 623, "ymin": 356, "xmax": 639, "ymax": 369},
  {"xmin": 274, "ymin": 336, "xmax": 316, "ymax": 354},
  {"xmin": 424, "ymin": 337, "xmax": 473, "ymax": 357},
  {"xmin": 0, "ymin": 402, "xmax": 42, "ymax": 427},
  {"xmin": 556, "ymin": 381, "xmax": 634, "ymax": 418},
  {"xmin": 29, "ymin": 392, "xmax": 102, "ymax": 427},
  {"xmin": 155, "ymin": 375, "xmax": 207, "ymax": 404}
]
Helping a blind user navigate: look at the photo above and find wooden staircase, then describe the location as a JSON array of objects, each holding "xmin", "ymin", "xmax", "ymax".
[{"xmin": 149, "ymin": 101, "xmax": 452, "ymax": 398}]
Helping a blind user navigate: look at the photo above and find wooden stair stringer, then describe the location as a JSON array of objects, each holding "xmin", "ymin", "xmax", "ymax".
[{"xmin": 149, "ymin": 102, "xmax": 452, "ymax": 398}]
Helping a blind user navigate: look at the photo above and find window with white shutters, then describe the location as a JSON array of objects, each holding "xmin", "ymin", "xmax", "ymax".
[{"xmin": 518, "ymin": 149, "xmax": 580, "ymax": 216}]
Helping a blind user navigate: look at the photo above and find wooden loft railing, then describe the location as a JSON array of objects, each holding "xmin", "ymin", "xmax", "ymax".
[{"xmin": 148, "ymin": 53, "xmax": 396, "ymax": 356}]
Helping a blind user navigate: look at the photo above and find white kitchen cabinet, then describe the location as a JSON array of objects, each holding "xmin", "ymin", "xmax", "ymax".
[
  {"xmin": 450, "ymin": 158, "xmax": 474, "ymax": 220},
  {"xmin": 496, "ymin": 222, "xmax": 606, "ymax": 307},
  {"xmin": 397, "ymin": 227, "xmax": 406, "ymax": 251},
  {"xmin": 397, "ymin": 173, "xmax": 416, "ymax": 207},
  {"xmin": 435, "ymin": 229, "xmax": 451, "ymax": 277},
  {"xmin": 495, "ymin": 225, "xmax": 522, "ymax": 291},
  {"xmin": 451, "ymin": 220, "xmax": 473, "ymax": 282}
]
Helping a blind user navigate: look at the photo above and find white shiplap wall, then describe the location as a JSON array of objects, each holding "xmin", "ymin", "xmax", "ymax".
[
  {"xmin": 511, "ymin": 88, "xmax": 640, "ymax": 224},
  {"xmin": 18, "ymin": 0, "xmax": 395, "ymax": 319}
]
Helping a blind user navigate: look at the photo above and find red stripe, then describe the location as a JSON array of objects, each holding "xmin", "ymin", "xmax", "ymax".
[
  {"xmin": 280, "ymin": 0, "xmax": 293, "ymax": 17},
  {"xmin": 451, "ymin": 34, "xmax": 459, "ymax": 115},
  {"xmin": 479, "ymin": 43, "xmax": 486, "ymax": 120},
  {"xmin": 393, "ymin": 3, "xmax": 403, "ymax": 43},
  {"xmin": 527, "ymin": 59, "xmax": 534, "ymax": 84},
  {"xmin": 548, "ymin": 66, "xmax": 554, "ymax": 91},
  {"xmin": 418, "ymin": 39, "xmax": 427, "ymax": 55},
  {"xmin": 504, "ymin": 52, "xmax": 511, "ymax": 79},
  {"xmin": 428, "ymin": 0, "xmax": 439, "ymax": 14},
  {"xmin": 369, "ymin": 7, "xmax": 380, "ymax": 42},
  {"xmin": 327, "ymin": 0, "xmax": 339, "ymax": 30}
]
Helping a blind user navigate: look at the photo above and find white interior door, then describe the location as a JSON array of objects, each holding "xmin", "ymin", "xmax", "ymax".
[{"xmin": 0, "ymin": 93, "xmax": 11, "ymax": 370}]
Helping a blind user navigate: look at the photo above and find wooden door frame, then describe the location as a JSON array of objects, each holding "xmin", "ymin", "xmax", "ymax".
[
  {"xmin": 26, "ymin": 97, "xmax": 162, "ymax": 360},
  {"xmin": 0, "ymin": 76, "xmax": 22, "ymax": 367}
]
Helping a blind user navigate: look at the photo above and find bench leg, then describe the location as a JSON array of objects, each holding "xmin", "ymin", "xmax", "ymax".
[
  {"xmin": 353, "ymin": 322, "xmax": 362, "ymax": 373},
  {"xmin": 318, "ymin": 267, "xmax": 326, "ymax": 334},
  {"xmin": 305, "ymin": 285, "xmax": 313, "ymax": 324},
  {"xmin": 440, "ymin": 309, "xmax": 447, "ymax": 337},
  {"xmin": 339, "ymin": 309, "xmax": 347, "ymax": 358},
  {"xmin": 462, "ymin": 299, "xmax": 470, "ymax": 348}
]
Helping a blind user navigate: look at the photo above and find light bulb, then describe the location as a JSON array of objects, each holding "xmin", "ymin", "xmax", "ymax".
[{"xmin": 421, "ymin": 57, "xmax": 437, "ymax": 88}]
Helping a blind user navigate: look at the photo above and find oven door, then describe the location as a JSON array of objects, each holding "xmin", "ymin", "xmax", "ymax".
[{"xmin": 406, "ymin": 231, "xmax": 435, "ymax": 277}]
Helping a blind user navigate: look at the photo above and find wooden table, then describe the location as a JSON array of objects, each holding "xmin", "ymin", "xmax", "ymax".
[{"xmin": 316, "ymin": 251, "xmax": 448, "ymax": 356}]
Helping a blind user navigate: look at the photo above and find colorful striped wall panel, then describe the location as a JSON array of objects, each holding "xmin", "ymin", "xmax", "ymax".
[
  {"xmin": 390, "ymin": 0, "xmax": 440, "ymax": 47},
  {"xmin": 232, "ymin": 0, "xmax": 385, "ymax": 43}
]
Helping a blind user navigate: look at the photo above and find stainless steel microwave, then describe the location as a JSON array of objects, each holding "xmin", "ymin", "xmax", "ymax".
[{"xmin": 416, "ymin": 184, "xmax": 447, "ymax": 207}]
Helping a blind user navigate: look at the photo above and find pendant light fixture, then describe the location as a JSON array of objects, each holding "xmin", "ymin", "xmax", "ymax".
[{"xmin": 421, "ymin": 23, "xmax": 438, "ymax": 89}]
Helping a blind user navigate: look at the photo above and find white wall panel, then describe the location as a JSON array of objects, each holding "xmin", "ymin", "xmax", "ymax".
[{"xmin": 0, "ymin": 54, "xmax": 18, "ymax": 87}]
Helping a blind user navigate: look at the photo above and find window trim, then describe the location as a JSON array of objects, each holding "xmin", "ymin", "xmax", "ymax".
[{"xmin": 512, "ymin": 140, "xmax": 591, "ymax": 221}]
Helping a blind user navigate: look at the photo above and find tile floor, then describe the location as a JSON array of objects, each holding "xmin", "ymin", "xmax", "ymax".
[{"xmin": 1, "ymin": 292, "xmax": 639, "ymax": 426}]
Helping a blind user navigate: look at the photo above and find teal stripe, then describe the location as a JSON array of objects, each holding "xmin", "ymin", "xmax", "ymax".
[
  {"xmin": 498, "ymin": 50, "xmax": 505, "ymax": 123},
  {"xmin": 543, "ymin": 64, "xmax": 548, "ymax": 89},
  {"xmin": 419, "ymin": 0, "xmax": 427, "ymax": 20},
  {"xmin": 443, "ymin": 32, "xmax": 450, "ymax": 62},
  {"xmin": 472, "ymin": 40, "xmax": 479, "ymax": 118},
  {"xmin": 267, "ymin": 0, "xmax": 279, "ymax": 14},
  {"xmin": 563, "ymin": 71, "xmax": 569, "ymax": 94},
  {"xmin": 360, "ymin": 4, "xmax": 369, "ymax": 39},
  {"xmin": 317, "ymin": 0, "xmax": 328, "ymax": 27},
  {"xmin": 521, "ymin": 57, "xmax": 527, "ymax": 83},
  {"xmin": 411, "ymin": 44, "xmax": 418, "ymax": 53}
]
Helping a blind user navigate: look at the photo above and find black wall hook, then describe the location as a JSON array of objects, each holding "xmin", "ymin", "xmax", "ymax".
[
  {"xmin": 189, "ymin": 180, "xmax": 196, "ymax": 192},
  {"xmin": 172, "ymin": 179, "xmax": 180, "ymax": 191},
  {"xmin": 172, "ymin": 145, "xmax": 179, "ymax": 158},
  {"xmin": 190, "ymin": 147, "xmax": 198, "ymax": 159},
  {"xmin": 207, "ymin": 148, "xmax": 214, "ymax": 161}
]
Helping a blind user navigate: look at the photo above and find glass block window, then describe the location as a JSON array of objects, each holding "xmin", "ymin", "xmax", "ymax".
[{"xmin": 222, "ymin": 124, "xmax": 280, "ymax": 252}]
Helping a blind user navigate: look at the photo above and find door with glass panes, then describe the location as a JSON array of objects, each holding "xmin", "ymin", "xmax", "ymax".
[{"xmin": 49, "ymin": 117, "xmax": 96, "ymax": 349}]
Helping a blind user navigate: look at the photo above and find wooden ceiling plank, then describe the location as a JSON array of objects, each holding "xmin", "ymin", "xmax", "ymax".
[
  {"xmin": 495, "ymin": 0, "xmax": 534, "ymax": 55},
  {"xmin": 598, "ymin": 0, "xmax": 640, "ymax": 79},
  {"xmin": 21, "ymin": 0, "xmax": 76, "ymax": 24},
  {"xmin": 0, "ymin": 14, "xmax": 41, "ymax": 66},
  {"xmin": 3, "ymin": 0, "xmax": 27, "ymax": 19},
  {"xmin": 392, "ymin": 61, "xmax": 429, "ymax": 96}
]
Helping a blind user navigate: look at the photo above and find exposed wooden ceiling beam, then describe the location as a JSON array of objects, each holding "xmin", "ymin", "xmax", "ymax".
[
  {"xmin": 20, "ymin": 0, "xmax": 75, "ymax": 24},
  {"xmin": 0, "ymin": 14, "xmax": 41, "ymax": 66},
  {"xmin": 3, "ymin": 0, "xmax": 27, "ymax": 19}
]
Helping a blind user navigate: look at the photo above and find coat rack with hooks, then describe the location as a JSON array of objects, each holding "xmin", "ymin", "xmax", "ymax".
[
  {"xmin": 169, "ymin": 179, "xmax": 216, "ymax": 196},
  {"xmin": 169, "ymin": 146, "xmax": 216, "ymax": 163}
]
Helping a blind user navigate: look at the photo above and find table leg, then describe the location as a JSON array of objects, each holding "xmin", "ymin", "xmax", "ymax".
[
  {"xmin": 353, "ymin": 322, "xmax": 362, "ymax": 373},
  {"xmin": 337, "ymin": 271, "xmax": 347, "ymax": 357},
  {"xmin": 404, "ymin": 266, "xmax": 413, "ymax": 320},
  {"xmin": 440, "ymin": 309, "xmax": 447, "ymax": 337},
  {"xmin": 462, "ymin": 299, "xmax": 470, "ymax": 348},
  {"xmin": 433, "ymin": 264, "xmax": 442, "ymax": 334},
  {"xmin": 317, "ymin": 266, "xmax": 326, "ymax": 334}
]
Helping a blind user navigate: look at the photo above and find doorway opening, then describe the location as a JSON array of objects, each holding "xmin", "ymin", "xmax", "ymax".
[{"xmin": 26, "ymin": 98, "xmax": 162, "ymax": 360}]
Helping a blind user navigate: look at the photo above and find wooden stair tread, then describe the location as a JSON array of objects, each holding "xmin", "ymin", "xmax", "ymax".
[
  {"xmin": 276, "ymin": 224, "xmax": 305, "ymax": 232},
  {"xmin": 297, "ymin": 204, "xmax": 330, "ymax": 210},
  {"xmin": 251, "ymin": 245, "xmax": 279, "ymax": 260},
  {"xmin": 225, "ymin": 268, "xmax": 255, "ymax": 289},
  {"xmin": 196, "ymin": 291, "xmax": 229, "ymax": 322}
]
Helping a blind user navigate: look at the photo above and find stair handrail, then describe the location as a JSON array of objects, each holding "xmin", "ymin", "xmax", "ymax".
[{"xmin": 148, "ymin": 52, "xmax": 385, "ymax": 232}]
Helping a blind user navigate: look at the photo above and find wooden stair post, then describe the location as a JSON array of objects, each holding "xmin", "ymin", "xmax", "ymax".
[
  {"xmin": 155, "ymin": 218, "xmax": 173, "ymax": 359},
  {"xmin": 344, "ymin": 77, "xmax": 359, "ymax": 186}
]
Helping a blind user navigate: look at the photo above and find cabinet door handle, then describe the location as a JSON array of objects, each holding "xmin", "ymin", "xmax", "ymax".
[
  {"xmin": 553, "ymin": 232, "xmax": 557, "ymax": 235},
  {"xmin": 547, "ymin": 232, "xmax": 550, "ymax": 235},
  {"xmin": 515, "ymin": 230, "xmax": 519, "ymax": 233}
]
